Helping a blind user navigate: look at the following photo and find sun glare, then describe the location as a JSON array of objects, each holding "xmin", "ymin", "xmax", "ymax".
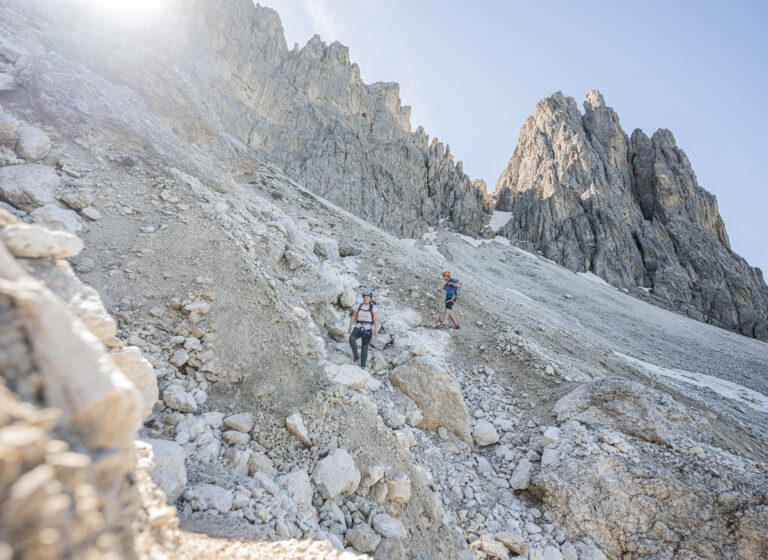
[{"xmin": 81, "ymin": 0, "xmax": 167, "ymax": 25}]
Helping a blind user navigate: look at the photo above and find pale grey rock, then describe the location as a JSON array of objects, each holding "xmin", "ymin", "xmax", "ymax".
[
  {"xmin": 480, "ymin": 535, "xmax": 509, "ymax": 559},
  {"xmin": 109, "ymin": 346, "xmax": 158, "ymax": 419},
  {"xmin": 530, "ymin": 421, "xmax": 768, "ymax": 560},
  {"xmin": 0, "ymin": 164, "xmax": 59, "ymax": 211},
  {"xmin": 386, "ymin": 471, "xmax": 411, "ymax": 504},
  {"xmin": 184, "ymin": 300, "xmax": 211, "ymax": 314},
  {"xmin": 223, "ymin": 412, "xmax": 254, "ymax": 433},
  {"xmin": 30, "ymin": 204, "xmax": 83, "ymax": 234},
  {"xmin": 285, "ymin": 412, "xmax": 312, "ymax": 447},
  {"xmin": 14, "ymin": 124, "xmax": 51, "ymax": 161},
  {"xmin": 374, "ymin": 537, "xmax": 406, "ymax": 560},
  {"xmin": 223, "ymin": 447, "xmax": 249, "ymax": 474},
  {"xmin": 311, "ymin": 447, "xmax": 360, "ymax": 499},
  {"xmin": 542, "ymin": 426, "xmax": 560, "ymax": 446},
  {"xmin": 186, "ymin": 483, "xmax": 233, "ymax": 513},
  {"xmin": 0, "ymin": 72, "xmax": 16, "ymax": 90},
  {"xmin": 1, "ymin": 223, "xmax": 83, "ymax": 258},
  {"xmin": 162, "ymin": 384, "xmax": 197, "ymax": 412},
  {"xmin": 371, "ymin": 512, "xmax": 407, "ymax": 539},
  {"xmin": 313, "ymin": 237, "xmax": 339, "ymax": 259},
  {"xmin": 279, "ymin": 470, "xmax": 313, "ymax": 511},
  {"xmin": 170, "ymin": 348, "xmax": 189, "ymax": 368},
  {"xmin": 391, "ymin": 356, "xmax": 472, "ymax": 445},
  {"xmin": 325, "ymin": 362, "xmax": 370, "ymax": 390},
  {"xmin": 496, "ymin": 531, "xmax": 530, "ymax": 556},
  {"xmin": 58, "ymin": 188, "xmax": 93, "ymax": 210},
  {"xmin": 223, "ymin": 430, "xmax": 249, "ymax": 445},
  {"xmin": 473, "ymin": 419, "xmax": 500, "ymax": 446},
  {"xmin": 347, "ymin": 523, "xmax": 381, "ymax": 553},
  {"xmin": 495, "ymin": 90, "xmax": 768, "ymax": 341},
  {"xmin": 247, "ymin": 451, "xmax": 273, "ymax": 476},
  {"xmin": 554, "ymin": 376, "xmax": 709, "ymax": 444},
  {"xmin": 145, "ymin": 438, "xmax": 187, "ymax": 504},
  {"xmin": 510, "ymin": 458, "xmax": 534, "ymax": 490}
]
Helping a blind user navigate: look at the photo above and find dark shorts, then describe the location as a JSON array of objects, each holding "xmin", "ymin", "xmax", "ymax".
[{"xmin": 445, "ymin": 299, "xmax": 455, "ymax": 310}]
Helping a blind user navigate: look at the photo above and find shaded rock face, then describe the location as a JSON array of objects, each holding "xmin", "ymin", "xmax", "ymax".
[
  {"xmin": 40, "ymin": 0, "xmax": 490, "ymax": 238},
  {"xmin": 495, "ymin": 91, "xmax": 768, "ymax": 340}
]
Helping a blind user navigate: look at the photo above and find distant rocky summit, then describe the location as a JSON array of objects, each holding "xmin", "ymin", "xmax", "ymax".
[{"xmin": 494, "ymin": 90, "xmax": 768, "ymax": 340}]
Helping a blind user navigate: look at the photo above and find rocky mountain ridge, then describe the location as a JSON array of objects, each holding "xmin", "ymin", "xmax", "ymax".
[
  {"xmin": 1, "ymin": 1, "xmax": 767, "ymax": 560},
  {"xmin": 493, "ymin": 90, "xmax": 768, "ymax": 340}
]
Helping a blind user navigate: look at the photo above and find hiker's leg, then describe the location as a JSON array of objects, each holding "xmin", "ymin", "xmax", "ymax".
[
  {"xmin": 349, "ymin": 329, "xmax": 360, "ymax": 358},
  {"xmin": 448, "ymin": 308, "xmax": 458, "ymax": 326},
  {"xmin": 360, "ymin": 336, "xmax": 370, "ymax": 367}
]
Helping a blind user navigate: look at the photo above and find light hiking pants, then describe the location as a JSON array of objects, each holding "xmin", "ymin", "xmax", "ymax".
[{"xmin": 349, "ymin": 327, "xmax": 373, "ymax": 367}]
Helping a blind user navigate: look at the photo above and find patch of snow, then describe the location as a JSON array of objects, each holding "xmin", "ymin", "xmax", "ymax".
[
  {"xmin": 492, "ymin": 236, "xmax": 511, "ymax": 246},
  {"xmin": 616, "ymin": 352, "xmax": 768, "ymax": 414},
  {"xmin": 488, "ymin": 210, "xmax": 513, "ymax": 231},
  {"xmin": 398, "ymin": 238, "xmax": 417, "ymax": 248},
  {"xmin": 578, "ymin": 272, "xmax": 613, "ymax": 288}
]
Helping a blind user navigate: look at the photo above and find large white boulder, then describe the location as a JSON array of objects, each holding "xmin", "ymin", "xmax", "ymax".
[
  {"xmin": 311, "ymin": 447, "xmax": 360, "ymax": 499},
  {"xmin": 223, "ymin": 412, "xmax": 254, "ymax": 433},
  {"xmin": 285, "ymin": 412, "xmax": 312, "ymax": 447},
  {"xmin": 325, "ymin": 362, "xmax": 371, "ymax": 390},
  {"xmin": 390, "ymin": 356, "xmax": 472, "ymax": 445},
  {"xmin": 0, "ymin": 163, "xmax": 59, "ymax": 211},
  {"xmin": 1, "ymin": 223, "xmax": 83, "ymax": 258},
  {"xmin": 509, "ymin": 458, "xmax": 534, "ymax": 490},
  {"xmin": 14, "ymin": 124, "xmax": 51, "ymax": 161},
  {"xmin": 145, "ymin": 438, "xmax": 187, "ymax": 504},
  {"xmin": 280, "ymin": 469, "xmax": 314, "ymax": 513}
]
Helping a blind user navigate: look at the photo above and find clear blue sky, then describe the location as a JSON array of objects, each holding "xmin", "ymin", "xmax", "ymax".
[{"xmin": 263, "ymin": 0, "xmax": 768, "ymax": 276}]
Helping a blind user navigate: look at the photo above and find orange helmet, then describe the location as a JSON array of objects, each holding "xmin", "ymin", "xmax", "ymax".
[{"xmin": 442, "ymin": 271, "xmax": 451, "ymax": 277}]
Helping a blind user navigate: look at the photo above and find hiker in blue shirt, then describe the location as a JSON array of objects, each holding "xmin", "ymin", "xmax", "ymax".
[{"xmin": 437, "ymin": 271, "xmax": 461, "ymax": 329}]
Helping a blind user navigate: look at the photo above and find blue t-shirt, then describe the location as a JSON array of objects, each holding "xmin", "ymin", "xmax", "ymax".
[{"xmin": 445, "ymin": 278, "xmax": 459, "ymax": 298}]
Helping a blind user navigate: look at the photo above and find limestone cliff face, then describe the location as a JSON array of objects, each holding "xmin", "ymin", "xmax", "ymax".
[
  {"xmin": 37, "ymin": 0, "xmax": 489, "ymax": 237},
  {"xmin": 495, "ymin": 91, "xmax": 768, "ymax": 340}
]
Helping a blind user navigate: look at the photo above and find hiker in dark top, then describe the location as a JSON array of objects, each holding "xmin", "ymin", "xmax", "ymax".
[
  {"xmin": 437, "ymin": 271, "xmax": 461, "ymax": 329},
  {"xmin": 348, "ymin": 289, "xmax": 378, "ymax": 367}
]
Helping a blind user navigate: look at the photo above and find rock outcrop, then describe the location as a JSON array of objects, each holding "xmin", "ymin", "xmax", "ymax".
[
  {"xmin": 36, "ymin": 0, "xmax": 490, "ymax": 238},
  {"xmin": 494, "ymin": 90, "xmax": 768, "ymax": 340}
]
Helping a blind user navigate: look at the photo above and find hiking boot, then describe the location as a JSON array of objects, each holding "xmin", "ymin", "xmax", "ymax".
[
  {"xmin": 354, "ymin": 355, "xmax": 360, "ymax": 363},
  {"xmin": 436, "ymin": 323, "xmax": 447, "ymax": 329},
  {"xmin": 450, "ymin": 325, "xmax": 461, "ymax": 329}
]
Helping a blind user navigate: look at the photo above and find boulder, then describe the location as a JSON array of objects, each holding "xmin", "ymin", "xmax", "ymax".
[
  {"xmin": 223, "ymin": 412, "xmax": 254, "ymax": 433},
  {"xmin": 145, "ymin": 438, "xmax": 187, "ymax": 504},
  {"xmin": 510, "ymin": 458, "xmax": 534, "ymax": 490},
  {"xmin": 0, "ymin": 164, "xmax": 59, "ymax": 211},
  {"xmin": 325, "ymin": 362, "xmax": 370, "ymax": 390},
  {"xmin": 30, "ymin": 204, "xmax": 83, "ymax": 234},
  {"xmin": 473, "ymin": 419, "xmax": 500, "ymax": 446},
  {"xmin": 496, "ymin": 531, "xmax": 530, "ymax": 556},
  {"xmin": 185, "ymin": 483, "xmax": 233, "ymax": 513},
  {"xmin": 554, "ymin": 376, "xmax": 709, "ymax": 444},
  {"xmin": 162, "ymin": 384, "xmax": 197, "ymax": 412},
  {"xmin": 1, "ymin": 223, "xmax": 83, "ymax": 258},
  {"xmin": 285, "ymin": 412, "xmax": 312, "ymax": 447},
  {"xmin": 109, "ymin": 346, "xmax": 158, "ymax": 419},
  {"xmin": 247, "ymin": 452, "xmax": 273, "ymax": 476},
  {"xmin": 311, "ymin": 447, "xmax": 360, "ymax": 499},
  {"xmin": 348, "ymin": 523, "xmax": 381, "ymax": 553},
  {"xmin": 390, "ymin": 356, "xmax": 472, "ymax": 445},
  {"xmin": 386, "ymin": 472, "xmax": 411, "ymax": 504},
  {"xmin": 0, "ymin": 72, "xmax": 15, "ymax": 91},
  {"xmin": 480, "ymin": 535, "xmax": 509, "ymax": 559},
  {"xmin": 14, "ymin": 125, "xmax": 51, "ymax": 161},
  {"xmin": 371, "ymin": 512, "xmax": 407, "ymax": 539},
  {"xmin": 279, "ymin": 470, "xmax": 313, "ymax": 511}
]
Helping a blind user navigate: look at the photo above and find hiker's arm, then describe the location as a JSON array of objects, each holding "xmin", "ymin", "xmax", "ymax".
[
  {"xmin": 373, "ymin": 310, "xmax": 379, "ymax": 337},
  {"xmin": 450, "ymin": 281, "xmax": 460, "ymax": 287},
  {"xmin": 348, "ymin": 310, "xmax": 357, "ymax": 333}
]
